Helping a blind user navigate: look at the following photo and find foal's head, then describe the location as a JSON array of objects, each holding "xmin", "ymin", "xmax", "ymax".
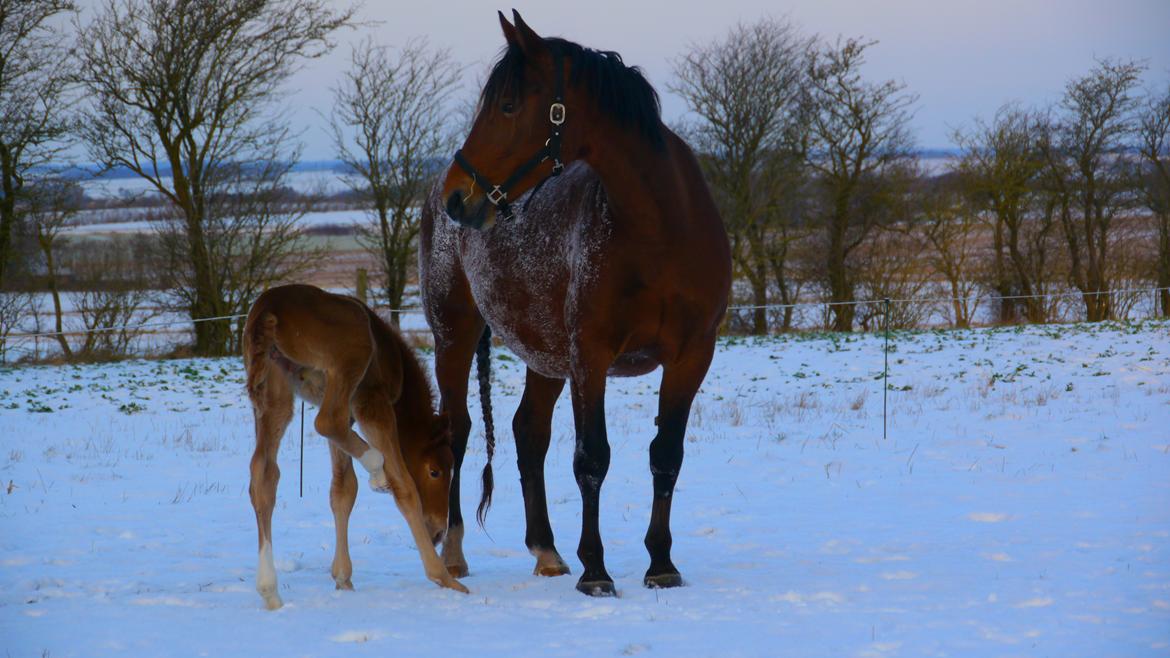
[
  {"xmin": 403, "ymin": 413, "xmax": 455, "ymax": 545},
  {"xmin": 442, "ymin": 10, "xmax": 662, "ymax": 228}
]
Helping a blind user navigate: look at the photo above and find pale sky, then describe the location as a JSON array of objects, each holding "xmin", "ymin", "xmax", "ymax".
[{"xmin": 77, "ymin": 0, "xmax": 1170, "ymax": 159}]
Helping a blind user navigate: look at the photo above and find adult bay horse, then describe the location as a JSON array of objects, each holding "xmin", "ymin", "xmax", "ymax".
[
  {"xmin": 420, "ymin": 11, "xmax": 731, "ymax": 596},
  {"xmin": 243, "ymin": 284, "xmax": 468, "ymax": 610}
]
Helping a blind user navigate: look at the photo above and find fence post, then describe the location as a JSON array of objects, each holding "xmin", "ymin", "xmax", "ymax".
[
  {"xmin": 356, "ymin": 268, "xmax": 368, "ymax": 305},
  {"xmin": 883, "ymin": 297, "xmax": 890, "ymax": 441}
]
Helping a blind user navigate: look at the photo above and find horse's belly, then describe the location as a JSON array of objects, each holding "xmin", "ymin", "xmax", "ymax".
[{"xmin": 465, "ymin": 262, "xmax": 573, "ymax": 379}]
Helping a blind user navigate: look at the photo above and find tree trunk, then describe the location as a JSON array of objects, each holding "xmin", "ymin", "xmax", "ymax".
[
  {"xmin": 991, "ymin": 217, "xmax": 1018, "ymax": 324},
  {"xmin": 37, "ymin": 230, "xmax": 72, "ymax": 359},
  {"xmin": 0, "ymin": 148, "xmax": 17, "ymax": 290},
  {"xmin": 749, "ymin": 264, "xmax": 768, "ymax": 335},
  {"xmin": 827, "ymin": 227, "xmax": 853, "ymax": 332}
]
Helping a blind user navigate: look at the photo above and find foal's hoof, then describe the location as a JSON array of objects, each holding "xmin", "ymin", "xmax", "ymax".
[
  {"xmin": 262, "ymin": 594, "xmax": 284, "ymax": 610},
  {"xmin": 643, "ymin": 571, "xmax": 685, "ymax": 589},
  {"xmin": 335, "ymin": 579, "xmax": 354, "ymax": 591},
  {"xmin": 368, "ymin": 474, "xmax": 392, "ymax": 494},
  {"xmin": 576, "ymin": 579, "xmax": 617, "ymax": 597},
  {"xmin": 446, "ymin": 563, "xmax": 469, "ymax": 578}
]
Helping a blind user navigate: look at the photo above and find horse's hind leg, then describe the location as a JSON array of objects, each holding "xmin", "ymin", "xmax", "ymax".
[
  {"xmin": 569, "ymin": 349, "xmax": 616, "ymax": 596},
  {"xmin": 643, "ymin": 340, "xmax": 716, "ymax": 589},
  {"xmin": 328, "ymin": 442, "xmax": 358, "ymax": 590},
  {"xmin": 248, "ymin": 365, "xmax": 294, "ymax": 610},
  {"xmin": 514, "ymin": 368, "xmax": 570, "ymax": 576}
]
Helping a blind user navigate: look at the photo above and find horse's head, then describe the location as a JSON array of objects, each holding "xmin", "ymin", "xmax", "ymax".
[
  {"xmin": 405, "ymin": 412, "xmax": 455, "ymax": 545},
  {"xmin": 443, "ymin": 11, "xmax": 573, "ymax": 229}
]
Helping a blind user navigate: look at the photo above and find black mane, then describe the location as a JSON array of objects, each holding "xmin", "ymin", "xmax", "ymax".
[{"xmin": 481, "ymin": 37, "xmax": 665, "ymax": 150}]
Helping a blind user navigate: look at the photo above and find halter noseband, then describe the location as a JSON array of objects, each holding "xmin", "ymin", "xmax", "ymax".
[{"xmin": 453, "ymin": 51, "xmax": 566, "ymax": 218}]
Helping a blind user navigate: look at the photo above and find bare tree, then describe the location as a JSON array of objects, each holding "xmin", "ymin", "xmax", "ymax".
[
  {"xmin": 0, "ymin": 0, "xmax": 77, "ymax": 289},
  {"xmin": 1039, "ymin": 59, "xmax": 1145, "ymax": 322},
  {"xmin": 75, "ymin": 0, "xmax": 355, "ymax": 355},
  {"xmin": 1135, "ymin": 82, "xmax": 1170, "ymax": 316},
  {"xmin": 955, "ymin": 105, "xmax": 1055, "ymax": 323},
  {"xmin": 64, "ymin": 235, "xmax": 159, "ymax": 357},
  {"xmin": 0, "ymin": 289, "xmax": 30, "ymax": 362},
  {"xmin": 918, "ymin": 173, "xmax": 985, "ymax": 328},
  {"xmin": 331, "ymin": 38, "xmax": 459, "ymax": 324},
  {"xmin": 671, "ymin": 18, "xmax": 810, "ymax": 334},
  {"xmin": 803, "ymin": 37, "xmax": 917, "ymax": 332},
  {"xmin": 150, "ymin": 159, "xmax": 321, "ymax": 354},
  {"xmin": 26, "ymin": 177, "xmax": 82, "ymax": 357}
]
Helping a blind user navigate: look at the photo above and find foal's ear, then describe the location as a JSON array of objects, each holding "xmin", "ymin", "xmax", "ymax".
[
  {"xmin": 431, "ymin": 412, "xmax": 452, "ymax": 440},
  {"xmin": 510, "ymin": 10, "xmax": 548, "ymax": 60}
]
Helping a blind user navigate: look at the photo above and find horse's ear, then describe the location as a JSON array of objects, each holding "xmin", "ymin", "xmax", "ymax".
[
  {"xmin": 498, "ymin": 10, "xmax": 520, "ymax": 49},
  {"xmin": 510, "ymin": 9, "xmax": 548, "ymax": 60}
]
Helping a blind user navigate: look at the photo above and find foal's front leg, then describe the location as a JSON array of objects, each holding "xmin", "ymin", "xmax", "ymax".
[
  {"xmin": 312, "ymin": 365, "xmax": 390, "ymax": 494},
  {"xmin": 355, "ymin": 403, "xmax": 469, "ymax": 594},
  {"xmin": 328, "ymin": 443, "xmax": 358, "ymax": 590}
]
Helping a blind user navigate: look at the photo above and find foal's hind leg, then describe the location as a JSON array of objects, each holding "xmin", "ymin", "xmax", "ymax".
[
  {"xmin": 643, "ymin": 341, "xmax": 716, "ymax": 589},
  {"xmin": 248, "ymin": 366, "xmax": 294, "ymax": 610},
  {"xmin": 514, "ymin": 368, "xmax": 570, "ymax": 576},
  {"xmin": 328, "ymin": 442, "xmax": 359, "ymax": 590}
]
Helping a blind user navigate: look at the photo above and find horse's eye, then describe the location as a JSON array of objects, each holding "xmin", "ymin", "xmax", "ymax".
[
  {"xmin": 501, "ymin": 101, "xmax": 516, "ymax": 114},
  {"xmin": 429, "ymin": 469, "xmax": 441, "ymax": 479}
]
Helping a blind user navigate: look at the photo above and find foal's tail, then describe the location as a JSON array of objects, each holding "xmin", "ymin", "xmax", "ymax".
[
  {"xmin": 243, "ymin": 307, "xmax": 277, "ymax": 399},
  {"xmin": 475, "ymin": 325, "xmax": 496, "ymax": 527}
]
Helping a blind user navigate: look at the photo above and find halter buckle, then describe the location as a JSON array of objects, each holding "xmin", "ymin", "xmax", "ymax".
[
  {"xmin": 549, "ymin": 102, "xmax": 566, "ymax": 126},
  {"xmin": 487, "ymin": 186, "xmax": 507, "ymax": 206},
  {"xmin": 552, "ymin": 160, "xmax": 564, "ymax": 174}
]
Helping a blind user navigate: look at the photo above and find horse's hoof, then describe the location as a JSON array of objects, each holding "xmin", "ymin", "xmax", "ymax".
[
  {"xmin": 368, "ymin": 477, "xmax": 391, "ymax": 494},
  {"xmin": 576, "ymin": 579, "xmax": 617, "ymax": 597},
  {"xmin": 263, "ymin": 594, "xmax": 284, "ymax": 610},
  {"xmin": 643, "ymin": 571, "xmax": 684, "ymax": 589},
  {"xmin": 532, "ymin": 549, "xmax": 571, "ymax": 577},
  {"xmin": 535, "ymin": 561, "xmax": 571, "ymax": 577},
  {"xmin": 446, "ymin": 563, "xmax": 469, "ymax": 578},
  {"xmin": 335, "ymin": 579, "xmax": 354, "ymax": 591}
]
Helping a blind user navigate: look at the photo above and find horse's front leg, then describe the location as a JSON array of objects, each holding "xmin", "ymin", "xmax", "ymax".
[
  {"xmin": 569, "ymin": 348, "xmax": 616, "ymax": 596},
  {"xmin": 433, "ymin": 317, "xmax": 485, "ymax": 578},
  {"xmin": 644, "ymin": 340, "xmax": 715, "ymax": 588},
  {"xmin": 514, "ymin": 368, "xmax": 570, "ymax": 576}
]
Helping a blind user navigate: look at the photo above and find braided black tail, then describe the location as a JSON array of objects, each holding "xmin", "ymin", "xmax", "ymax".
[{"xmin": 475, "ymin": 325, "xmax": 495, "ymax": 527}]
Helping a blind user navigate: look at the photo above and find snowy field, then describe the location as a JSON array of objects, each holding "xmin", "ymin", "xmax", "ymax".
[{"xmin": 1, "ymin": 322, "xmax": 1168, "ymax": 657}]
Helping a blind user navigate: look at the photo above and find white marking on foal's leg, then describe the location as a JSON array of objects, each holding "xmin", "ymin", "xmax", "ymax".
[
  {"xmin": 257, "ymin": 541, "xmax": 282, "ymax": 610},
  {"xmin": 358, "ymin": 449, "xmax": 390, "ymax": 493}
]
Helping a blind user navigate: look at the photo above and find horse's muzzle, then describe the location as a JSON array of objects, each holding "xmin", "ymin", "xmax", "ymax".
[{"xmin": 445, "ymin": 191, "xmax": 492, "ymax": 230}]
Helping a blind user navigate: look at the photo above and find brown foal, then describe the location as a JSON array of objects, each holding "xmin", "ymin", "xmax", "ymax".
[{"xmin": 243, "ymin": 283, "xmax": 468, "ymax": 610}]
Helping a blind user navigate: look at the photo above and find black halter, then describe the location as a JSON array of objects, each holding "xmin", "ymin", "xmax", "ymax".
[{"xmin": 453, "ymin": 51, "xmax": 566, "ymax": 218}]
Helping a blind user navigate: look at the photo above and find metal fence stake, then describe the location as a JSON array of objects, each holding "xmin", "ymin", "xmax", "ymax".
[{"xmin": 883, "ymin": 297, "xmax": 890, "ymax": 441}]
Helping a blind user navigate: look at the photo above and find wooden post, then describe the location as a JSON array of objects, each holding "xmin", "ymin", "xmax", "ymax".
[{"xmin": 356, "ymin": 268, "xmax": 368, "ymax": 305}]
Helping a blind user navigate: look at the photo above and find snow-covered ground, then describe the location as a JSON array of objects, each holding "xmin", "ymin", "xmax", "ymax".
[{"xmin": 1, "ymin": 322, "xmax": 1167, "ymax": 657}]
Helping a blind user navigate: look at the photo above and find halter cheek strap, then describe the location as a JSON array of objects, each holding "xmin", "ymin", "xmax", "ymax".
[{"xmin": 453, "ymin": 51, "xmax": 566, "ymax": 218}]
